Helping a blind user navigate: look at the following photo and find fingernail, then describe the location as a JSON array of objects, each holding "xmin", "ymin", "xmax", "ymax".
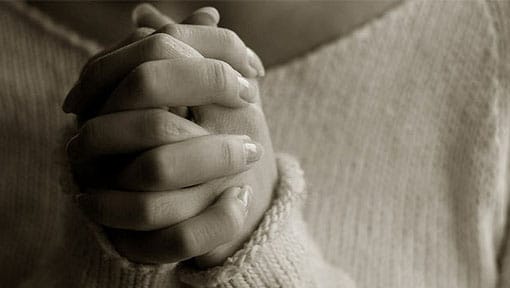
[
  {"xmin": 237, "ymin": 185, "xmax": 252, "ymax": 209},
  {"xmin": 238, "ymin": 76, "xmax": 255, "ymax": 103},
  {"xmin": 243, "ymin": 139, "xmax": 262, "ymax": 164},
  {"xmin": 247, "ymin": 48, "xmax": 265, "ymax": 77}
]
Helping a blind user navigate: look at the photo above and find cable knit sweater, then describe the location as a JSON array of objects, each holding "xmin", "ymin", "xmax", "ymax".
[{"xmin": 1, "ymin": 1, "xmax": 510, "ymax": 287}]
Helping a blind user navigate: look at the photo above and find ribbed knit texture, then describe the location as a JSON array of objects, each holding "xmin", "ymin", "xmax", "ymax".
[
  {"xmin": 1, "ymin": 0, "xmax": 510, "ymax": 287},
  {"xmin": 261, "ymin": 1, "xmax": 510, "ymax": 287},
  {"xmin": 177, "ymin": 154, "xmax": 355, "ymax": 287}
]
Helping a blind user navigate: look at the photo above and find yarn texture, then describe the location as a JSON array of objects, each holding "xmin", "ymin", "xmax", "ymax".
[{"xmin": 1, "ymin": 1, "xmax": 510, "ymax": 287}]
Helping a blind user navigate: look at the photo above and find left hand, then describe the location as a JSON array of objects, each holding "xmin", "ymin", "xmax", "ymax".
[{"xmin": 65, "ymin": 5, "xmax": 277, "ymax": 268}]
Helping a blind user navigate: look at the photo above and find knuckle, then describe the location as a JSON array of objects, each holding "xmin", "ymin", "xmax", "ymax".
[
  {"xmin": 149, "ymin": 32, "xmax": 172, "ymax": 47},
  {"xmin": 159, "ymin": 24, "xmax": 179, "ymax": 37},
  {"xmin": 157, "ymin": 26, "xmax": 201, "ymax": 58},
  {"xmin": 145, "ymin": 33, "xmax": 174, "ymax": 57},
  {"xmin": 208, "ymin": 60, "xmax": 230, "ymax": 93},
  {"xmin": 144, "ymin": 110, "xmax": 177, "ymax": 142},
  {"xmin": 218, "ymin": 28, "xmax": 241, "ymax": 48},
  {"xmin": 220, "ymin": 138, "xmax": 237, "ymax": 172}
]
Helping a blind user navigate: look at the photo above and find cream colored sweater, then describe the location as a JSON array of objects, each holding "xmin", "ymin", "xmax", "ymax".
[{"xmin": 1, "ymin": 1, "xmax": 510, "ymax": 287}]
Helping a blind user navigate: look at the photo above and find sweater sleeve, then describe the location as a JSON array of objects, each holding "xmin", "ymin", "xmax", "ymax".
[
  {"xmin": 176, "ymin": 154, "xmax": 356, "ymax": 287},
  {"xmin": 73, "ymin": 154, "xmax": 355, "ymax": 287}
]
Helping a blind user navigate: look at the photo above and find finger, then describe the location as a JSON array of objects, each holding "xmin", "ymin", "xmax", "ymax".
[
  {"xmin": 63, "ymin": 33, "xmax": 201, "ymax": 114},
  {"xmin": 109, "ymin": 185, "xmax": 251, "ymax": 264},
  {"xmin": 83, "ymin": 5, "xmax": 216, "ymax": 81},
  {"xmin": 82, "ymin": 5, "xmax": 216, "ymax": 85},
  {"xmin": 118, "ymin": 28, "xmax": 156, "ymax": 46},
  {"xmin": 132, "ymin": 3, "xmax": 175, "ymax": 28},
  {"xmin": 133, "ymin": 4, "xmax": 219, "ymax": 29},
  {"xmin": 182, "ymin": 7, "xmax": 220, "ymax": 26},
  {"xmin": 157, "ymin": 24, "xmax": 265, "ymax": 78},
  {"xmin": 70, "ymin": 154, "xmax": 131, "ymax": 188},
  {"xmin": 76, "ymin": 182, "xmax": 234, "ymax": 231},
  {"xmin": 67, "ymin": 109, "xmax": 209, "ymax": 157},
  {"xmin": 77, "ymin": 6, "xmax": 217, "ymax": 120},
  {"xmin": 115, "ymin": 134, "xmax": 263, "ymax": 191},
  {"xmin": 142, "ymin": 6, "xmax": 261, "ymax": 78},
  {"xmin": 99, "ymin": 58, "xmax": 257, "ymax": 115},
  {"xmin": 81, "ymin": 27, "xmax": 155, "ymax": 79}
]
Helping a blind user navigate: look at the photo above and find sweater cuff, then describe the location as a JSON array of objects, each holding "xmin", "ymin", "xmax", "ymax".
[
  {"xmin": 76, "ymin": 209, "xmax": 176, "ymax": 287},
  {"xmin": 177, "ymin": 154, "xmax": 311, "ymax": 287}
]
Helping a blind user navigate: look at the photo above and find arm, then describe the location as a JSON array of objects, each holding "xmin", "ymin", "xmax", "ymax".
[
  {"xmin": 74, "ymin": 155, "xmax": 356, "ymax": 287},
  {"xmin": 65, "ymin": 6, "xmax": 357, "ymax": 287}
]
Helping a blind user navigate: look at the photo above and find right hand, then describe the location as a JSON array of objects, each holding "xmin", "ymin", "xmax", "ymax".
[{"xmin": 65, "ymin": 5, "xmax": 277, "ymax": 267}]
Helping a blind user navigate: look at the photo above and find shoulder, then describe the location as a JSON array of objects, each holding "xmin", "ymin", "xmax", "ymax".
[{"xmin": 0, "ymin": 2, "xmax": 99, "ymax": 57}]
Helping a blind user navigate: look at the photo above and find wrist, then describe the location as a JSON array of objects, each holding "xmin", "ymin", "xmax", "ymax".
[{"xmin": 178, "ymin": 154, "xmax": 305, "ymax": 286}]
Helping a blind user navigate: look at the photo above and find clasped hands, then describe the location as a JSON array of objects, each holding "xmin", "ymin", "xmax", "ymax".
[{"xmin": 63, "ymin": 5, "xmax": 277, "ymax": 268}]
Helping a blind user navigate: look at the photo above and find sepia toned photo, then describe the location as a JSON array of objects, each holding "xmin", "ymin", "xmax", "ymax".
[{"xmin": 1, "ymin": 1, "xmax": 509, "ymax": 287}]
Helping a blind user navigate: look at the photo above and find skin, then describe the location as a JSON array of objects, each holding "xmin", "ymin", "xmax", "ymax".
[
  {"xmin": 52, "ymin": 1, "xmax": 400, "ymax": 268},
  {"xmin": 66, "ymin": 7, "xmax": 276, "ymax": 267}
]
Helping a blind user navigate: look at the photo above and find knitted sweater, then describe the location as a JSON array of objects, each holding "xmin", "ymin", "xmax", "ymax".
[{"xmin": 1, "ymin": 1, "xmax": 510, "ymax": 287}]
